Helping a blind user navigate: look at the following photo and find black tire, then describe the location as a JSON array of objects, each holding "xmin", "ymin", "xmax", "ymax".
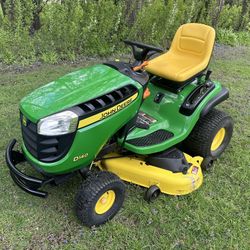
[
  {"xmin": 201, "ymin": 157, "xmax": 214, "ymax": 171},
  {"xmin": 144, "ymin": 185, "xmax": 161, "ymax": 202},
  {"xmin": 75, "ymin": 171, "xmax": 125, "ymax": 227},
  {"xmin": 183, "ymin": 109, "xmax": 233, "ymax": 159}
]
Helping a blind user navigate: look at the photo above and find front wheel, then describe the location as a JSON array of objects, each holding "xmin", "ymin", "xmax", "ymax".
[
  {"xmin": 75, "ymin": 171, "xmax": 125, "ymax": 227},
  {"xmin": 183, "ymin": 109, "xmax": 233, "ymax": 159}
]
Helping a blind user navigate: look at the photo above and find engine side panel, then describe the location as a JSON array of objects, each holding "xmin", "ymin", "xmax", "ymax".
[{"xmin": 22, "ymin": 89, "xmax": 142, "ymax": 174}]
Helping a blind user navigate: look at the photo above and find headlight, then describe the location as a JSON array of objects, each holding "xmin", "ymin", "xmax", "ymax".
[{"xmin": 38, "ymin": 110, "xmax": 78, "ymax": 136}]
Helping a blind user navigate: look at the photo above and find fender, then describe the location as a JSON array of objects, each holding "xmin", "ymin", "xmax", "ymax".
[{"xmin": 201, "ymin": 87, "xmax": 229, "ymax": 117}]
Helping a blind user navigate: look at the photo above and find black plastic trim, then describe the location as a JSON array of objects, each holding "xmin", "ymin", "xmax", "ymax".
[
  {"xmin": 20, "ymin": 113, "xmax": 76, "ymax": 163},
  {"xmin": 5, "ymin": 139, "xmax": 77, "ymax": 198},
  {"xmin": 5, "ymin": 139, "xmax": 53, "ymax": 198},
  {"xmin": 150, "ymin": 71, "xmax": 206, "ymax": 94},
  {"xmin": 77, "ymin": 84, "xmax": 139, "ymax": 120},
  {"xmin": 147, "ymin": 148, "xmax": 190, "ymax": 173},
  {"xmin": 154, "ymin": 92, "xmax": 165, "ymax": 103},
  {"xmin": 104, "ymin": 61, "xmax": 149, "ymax": 86},
  {"xmin": 123, "ymin": 40, "xmax": 164, "ymax": 62},
  {"xmin": 126, "ymin": 129, "xmax": 173, "ymax": 147},
  {"xmin": 180, "ymin": 81, "xmax": 215, "ymax": 116},
  {"xmin": 201, "ymin": 87, "xmax": 229, "ymax": 117},
  {"xmin": 123, "ymin": 40, "xmax": 164, "ymax": 53}
]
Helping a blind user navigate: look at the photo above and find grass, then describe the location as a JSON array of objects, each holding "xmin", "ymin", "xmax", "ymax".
[{"xmin": 0, "ymin": 46, "xmax": 250, "ymax": 249}]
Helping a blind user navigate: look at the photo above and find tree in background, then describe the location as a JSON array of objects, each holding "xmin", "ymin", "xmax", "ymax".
[
  {"xmin": 30, "ymin": 0, "xmax": 50, "ymax": 35},
  {"xmin": 0, "ymin": 0, "xmax": 249, "ymax": 65},
  {"xmin": 0, "ymin": 0, "xmax": 6, "ymax": 16},
  {"xmin": 237, "ymin": 0, "xmax": 248, "ymax": 31},
  {"xmin": 212, "ymin": 0, "xmax": 225, "ymax": 27}
]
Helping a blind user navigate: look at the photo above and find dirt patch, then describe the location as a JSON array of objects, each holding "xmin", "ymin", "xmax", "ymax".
[{"xmin": 213, "ymin": 43, "xmax": 249, "ymax": 60}]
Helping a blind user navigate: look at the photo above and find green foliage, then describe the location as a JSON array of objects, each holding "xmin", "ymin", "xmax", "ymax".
[
  {"xmin": 0, "ymin": 28, "xmax": 36, "ymax": 65},
  {"xmin": 217, "ymin": 29, "xmax": 240, "ymax": 46},
  {"xmin": 40, "ymin": 51, "xmax": 59, "ymax": 64},
  {"xmin": 217, "ymin": 29, "xmax": 250, "ymax": 46},
  {"xmin": 0, "ymin": 0, "xmax": 249, "ymax": 65},
  {"xmin": 130, "ymin": 0, "xmax": 170, "ymax": 45},
  {"xmin": 247, "ymin": 22, "xmax": 250, "ymax": 32},
  {"xmin": 3, "ymin": 0, "xmax": 34, "ymax": 31},
  {"xmin": 217, "ymin": 4, "xmax": 241, "ymax": 30},
  {"xmin": 236, "ymin": 31, "xmax": 250, "ymax": 46}
]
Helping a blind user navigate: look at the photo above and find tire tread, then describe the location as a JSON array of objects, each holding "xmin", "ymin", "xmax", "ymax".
[
  {"xmin": 183, "ymin": 109, "xmax": 232, "ymax": 158},
  {"xmin": 75, "ymin": 171, "xmax": 125, "ymax": 227}
]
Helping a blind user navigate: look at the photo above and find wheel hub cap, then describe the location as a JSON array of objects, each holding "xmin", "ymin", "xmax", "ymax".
[
  {"xmin": 95, "ymin": 190, "xmax": 115, "ymax": 215},
  {"xmin": 211, "ymin": 128, "xmax": 226, "ymax": 151}
]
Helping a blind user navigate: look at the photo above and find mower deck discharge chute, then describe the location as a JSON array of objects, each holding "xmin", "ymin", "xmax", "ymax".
[{"xmin": 5, "ymin": 23, "xmax": 233, "ymax": 227}]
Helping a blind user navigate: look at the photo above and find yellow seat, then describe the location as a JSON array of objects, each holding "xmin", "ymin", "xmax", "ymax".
[{"xmin": 145, "ymin": 23, "xmax": 215, "ymax": 83}]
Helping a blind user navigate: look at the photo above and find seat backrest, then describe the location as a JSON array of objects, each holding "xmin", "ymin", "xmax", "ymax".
[{"xmin": 170, "ymin": 23, "xmax": 215, "ymax": 60}]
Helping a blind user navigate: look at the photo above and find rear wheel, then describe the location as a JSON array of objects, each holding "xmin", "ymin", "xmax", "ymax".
[
  {"xmin": 75, "ymin": 171, "xmax": 125, "ymax": 227},
  {"xmin": 183, "ymin": 109, "xmax": 233, "ymax": 160}
]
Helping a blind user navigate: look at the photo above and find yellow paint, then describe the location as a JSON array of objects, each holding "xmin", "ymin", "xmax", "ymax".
[
  {"xmin": 95, "ymin": 190, "xmax": 116, "ymax": 214},
  {"xmin": 78, "ymin": 92, "xmax": 138, "ymax": 129},
  {"xmin": 211, "ymin": 128, "xmax": 225, "ymax": 151},
  {"xmin": 97, "ymin": 153, "xmax": 203, "ymax": 196},
  {"xmin": 22, "ymin": 116, "xmax": 27, "ymax": 127},
  {"xmin": 145, "ymin": 23, "xmax": 215, "ymax": 82},
  {"xmin": 73, "ymin": 153, "xmax": 89, "ymax": 162}
]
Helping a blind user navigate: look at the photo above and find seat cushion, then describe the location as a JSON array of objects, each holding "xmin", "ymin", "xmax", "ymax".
[
  {"xmin": 146, "ymin": 51, "xmax": 206, "ymax": 82},
  {"xmin": 145, "ymin": 23, "xmax": 215, "ymax": 83}
]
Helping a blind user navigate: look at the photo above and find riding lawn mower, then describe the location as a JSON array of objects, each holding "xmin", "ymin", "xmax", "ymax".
[{"xmin": 5, "ymin": 23, "xmax": 233, "ymax": 227}]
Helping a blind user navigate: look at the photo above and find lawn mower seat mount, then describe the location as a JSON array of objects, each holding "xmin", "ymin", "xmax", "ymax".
[{"xmin": 145, "ymin": 23, "xmax": 215, "ymax": 83}]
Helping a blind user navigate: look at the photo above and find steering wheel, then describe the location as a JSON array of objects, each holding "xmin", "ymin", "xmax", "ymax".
[{"xmin": 124, "ymin": 40, "xmax": 164, "ymax": 62}]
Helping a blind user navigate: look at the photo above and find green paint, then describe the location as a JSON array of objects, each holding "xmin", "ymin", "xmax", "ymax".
[
  {"xmin": 20, "ymin": 64, "xmax": 140, "ymax": 122},
  {"xmin": 122, "ymin": 81, "xmax": 222, "ymax": 154},
  {"xmin": 22, "ymin": 92, "xmax": 142, "ymax": 174},
  {"xmin": 20, "ymin": 64, "xmax": 223, "ymax": 174}
]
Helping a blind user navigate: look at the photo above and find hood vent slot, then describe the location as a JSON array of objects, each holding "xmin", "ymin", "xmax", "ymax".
[{"xmin": 78, "ymin": 84, "xmax": 138, "ymax": 116}]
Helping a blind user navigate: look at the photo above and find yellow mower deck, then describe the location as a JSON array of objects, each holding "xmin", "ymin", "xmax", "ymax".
[{"xmin": 97, "ymin": 153, "xmax": 203, "ymax": 196}]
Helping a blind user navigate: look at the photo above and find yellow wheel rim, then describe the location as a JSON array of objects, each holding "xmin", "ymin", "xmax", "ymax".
[
  {"xmin": 95, "ymin": 190, "xmax": 116, "ymax": 215},
  {"xmin": 211, "ymin": 128, "xmax": 226, "ymax": 151}
]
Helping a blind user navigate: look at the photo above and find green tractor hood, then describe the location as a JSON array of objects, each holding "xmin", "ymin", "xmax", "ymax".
[{"xmin": 20, "ymin": 64, "xmax": 138, "ymax": 123}]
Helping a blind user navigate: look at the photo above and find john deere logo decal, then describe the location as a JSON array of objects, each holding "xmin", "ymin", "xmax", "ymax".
[
  {"xmin": 22, "ymin": 116, "xmax": 27, "ymax": 126},
  {"xmin": 100, "ymin": 97, "xmax": 134, "ymax": 120},
  {"xmin": 78, "ymin": 92, "xmax": 138, "ymax": 129}
]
